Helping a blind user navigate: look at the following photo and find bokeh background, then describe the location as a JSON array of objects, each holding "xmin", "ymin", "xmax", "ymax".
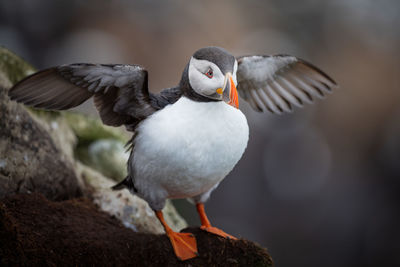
[{"xmin": 1, "ymin": 0, "xmax": 400, "ymax": 266}]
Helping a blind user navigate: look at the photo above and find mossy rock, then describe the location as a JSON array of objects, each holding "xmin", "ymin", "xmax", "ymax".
[{"xmin": 0, "ymin": 46, "xmax": 35, "ymax": 86}]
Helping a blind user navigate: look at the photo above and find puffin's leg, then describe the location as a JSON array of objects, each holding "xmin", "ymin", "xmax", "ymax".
[
  {"xmin": 196, "ymin": 203, "xmax": 237, "ymax": 240},
  {"xmin": 155, "ymin": 210, "xmax": 198, "ymax": 261}
]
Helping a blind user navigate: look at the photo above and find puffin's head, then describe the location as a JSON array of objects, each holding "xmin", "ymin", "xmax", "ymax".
[{"xmin": 187, "ymin": 46, "xmax": 239, "ymax": 108}]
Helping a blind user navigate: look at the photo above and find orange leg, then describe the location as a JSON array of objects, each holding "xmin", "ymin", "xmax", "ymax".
[
  {"xmin": 196, "ymin": 203, "xmax": 237, "ymax": 240},
  {"xmin": 155, "ymin": 210, "xmax": 198, "ymax": 261}
]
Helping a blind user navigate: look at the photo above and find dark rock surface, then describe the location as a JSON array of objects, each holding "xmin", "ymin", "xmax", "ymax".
[
  {"xmin": 0, "ymin": 83, "xmax": 82, "ymax": 201},
  {"xmin": 0, "ymin": 193, "xmax": 273, "ymax": 266}
]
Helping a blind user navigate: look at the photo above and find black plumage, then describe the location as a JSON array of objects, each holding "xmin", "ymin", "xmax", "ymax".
[{"xmin": 193, "ymin": 46, "xmax": 235, "ymax": 74}]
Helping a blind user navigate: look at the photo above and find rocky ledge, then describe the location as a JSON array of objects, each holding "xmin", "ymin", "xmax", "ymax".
[{"xmin": 0, "ymin": 193, "xmax": 273, "ymax": 266}]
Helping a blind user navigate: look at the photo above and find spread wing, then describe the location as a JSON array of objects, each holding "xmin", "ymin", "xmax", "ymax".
[
  {"xmin": 8, "ymin": 63, "xmax": 157, "ymax": 129},
  {"xmin": 237, "ymin": 55, "xmax": 337, "ymax": 114}
]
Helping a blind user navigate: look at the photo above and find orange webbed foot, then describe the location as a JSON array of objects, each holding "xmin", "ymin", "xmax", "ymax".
[
  {"xmin": 156, "ymin": 210, "xmax": 198, "ymax": 261},
  {"xmin": 200, "ymin": 225, "xmax": 237, "ymax": 240},
  {"xmin": 196, "ymin": 203, "xmax": 237, "ymax": 240},
  {"xmin": 166, "ymin": 231, "xmax": 198, "ymax": 261}
]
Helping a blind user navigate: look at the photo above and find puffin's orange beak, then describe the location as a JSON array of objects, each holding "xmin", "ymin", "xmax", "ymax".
[{"xmin": 222, "ymin": 73, "xmax": 239, "ymax": 109}]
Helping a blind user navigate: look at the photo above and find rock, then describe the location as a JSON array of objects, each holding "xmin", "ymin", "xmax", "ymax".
[
  {"xmin": 29, "ymin": 111, "xmax": 78, "ymax": 161},
  {"xmin": 77, "ymin": 162, "xmax": 187, "ymax": 233},
  {"xmin": 0, "ymin": 46, "xmax": 35, "ymax": 85},
  {"xmin": 64, "ymin": 111, "xmax": 131, "ymax": 181},
  {"xmin": 0, "ymin": 81, "xmax": 83, "ymax": 201},
  {"xmin": 79, "ymin": 139, "xmax": 129, "ymax": 181},
  {"xmin": 0, "ymin": 193, "xmax": 274, "ymax": 266},
  {"xmin": 31, "ymin": 110, "xmax": 131, "ymax": 180},
  {"xmin": 0, "ymin": 48, "xmax": 83, "ymax": 200},
  {"xmin": 63, "ymin": 111, "xmax": 131, "ymax": 144},
  {"xmin": 0, "ymin": 71, "xmax": 12, "ymax": 90}
]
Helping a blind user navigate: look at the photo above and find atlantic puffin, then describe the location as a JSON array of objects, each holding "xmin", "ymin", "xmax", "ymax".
[{"xmin": 8, "ymin": 46, "xmax": 337, "ymax": 260}]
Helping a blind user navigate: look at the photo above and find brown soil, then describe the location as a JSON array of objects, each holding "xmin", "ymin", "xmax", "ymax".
[{"xmin": 0, "ymin": 193, "xmax": 273, "ymax": 267}]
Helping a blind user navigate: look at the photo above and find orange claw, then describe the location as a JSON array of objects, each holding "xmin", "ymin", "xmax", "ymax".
[
  {"xmin": 155, "ymin": 211, "xmax": 198, "ymax": 261},
  {"xmin": 196, "ymin": 203, "xmax": 237, "ymax": 240}
]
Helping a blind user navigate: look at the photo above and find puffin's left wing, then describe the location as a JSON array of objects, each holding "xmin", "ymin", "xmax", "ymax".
[{"xmin": 236, "ymin": 55, "xmax": 337, "ymax": 114}]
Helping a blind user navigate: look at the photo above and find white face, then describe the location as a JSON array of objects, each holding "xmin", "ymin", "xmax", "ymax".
[{"xmin": 188, "ymin": 57, "xmax": 238, "ymax": 100}]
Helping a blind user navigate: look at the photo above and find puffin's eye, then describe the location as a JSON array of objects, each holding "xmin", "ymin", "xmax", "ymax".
[{"xmin": 205, "ymin": 68, "xmax": 213, "ymax": 78}]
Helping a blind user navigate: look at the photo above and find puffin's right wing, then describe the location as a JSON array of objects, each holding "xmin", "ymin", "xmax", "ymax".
[
  {"xmin": 8, "ymin": 64, "xmax": 157, "ymax": 129},
  {"xmin": 236, "ymin": 55, "xmax": 337, "ymax": 114}
]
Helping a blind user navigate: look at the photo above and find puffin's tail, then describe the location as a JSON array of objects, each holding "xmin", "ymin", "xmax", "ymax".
[{"xmin": 111, "ymin": 176, "xmax": 137, "ymax": 192}]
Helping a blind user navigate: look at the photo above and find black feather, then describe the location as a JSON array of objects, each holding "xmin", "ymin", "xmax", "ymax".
[{"xmin": 112, "ymin": 176, "xmax": 137, "ymax": 192}]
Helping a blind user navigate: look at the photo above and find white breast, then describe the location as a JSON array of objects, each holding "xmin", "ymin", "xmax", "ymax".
[{"xmin": 131, "ymin": 97, "xmax": 249, "ymax": 207}]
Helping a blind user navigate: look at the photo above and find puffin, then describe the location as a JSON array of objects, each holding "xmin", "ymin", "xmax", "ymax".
[{"xmin": 8, "ymin": 46, "xmax": 337, "ymax": 260}]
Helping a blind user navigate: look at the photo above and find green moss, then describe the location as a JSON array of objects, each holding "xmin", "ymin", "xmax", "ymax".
[
  {"xmin": 30, "ymin": 109, "xmax": 130, "ymax": 143},
  {"xmin": 0, "ymin": 47, "xmax": 35, "ymax": 85},
  {"xmin": 31, "ymin": 110, "xmax": 131, "ymax": 180},
  {"xmin": 64, "ymin": 112, "xmax": 130, "ymax": 145},
  {"xmin": 76, "ymin": 139, "xmax": 129, "ymax": 181},
  {"xmin": 28, "ymin": 108, "xmax": 62, "ymax": 119}
]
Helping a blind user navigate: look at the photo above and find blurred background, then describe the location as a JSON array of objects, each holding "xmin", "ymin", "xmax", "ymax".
[{"xmin": 1, "ymin": 0, "xmax": 399, "ymax": 266}]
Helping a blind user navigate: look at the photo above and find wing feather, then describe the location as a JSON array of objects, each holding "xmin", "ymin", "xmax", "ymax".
[
  {"xmin": 256, "ymin": 88, "xmax": 276, "ymax": 113},
  {"xmin": 266, "ymin": 84, "xmax": 290, "ymax": 113},
  {"xmin": 249, "ymin": 89, "xmax": 266, "ymax": 112},
  {"xmin": 9, "ymin": 63, "xmax": 156, "ymax": 129},
  {"xmin": 237, "ymin": 55, "xmax": 337, "ymax": 114},
  {"xmin": 271, "ymin": 81, "xmax": 303, "ymax": 108},
  {"xmin": 278, "ymin": 77, "xmax": 313, "ymax": 105}
]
